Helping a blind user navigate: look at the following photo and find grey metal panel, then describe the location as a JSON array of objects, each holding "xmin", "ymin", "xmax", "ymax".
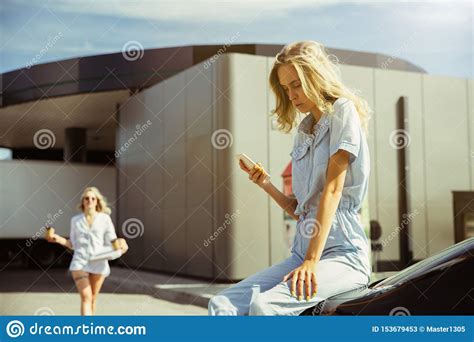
[
  {"xmin": 338, "ymin": 65, "xmax": 376, "ymax": 244},
  {"xmin": 212, "ymin": 54, "xmax": 234, "ymax": 279},
  {"xmin": 141, "ymin": 87, "xmax": 165, "ymax": 270},
  {"xmin": 162, "ymin": 72, "xmax": 187, "ymax": 273},
  {"xmin": 117, "ymin": 93, "xmax": 147, "ymax": 267},
  {"xmin": 214, "ymin": 54, "xmax": 270, "ymax": 280},
  {"xmin": 422, "ymin": 74, "xmax": 470, "ymax": 255},
  {"xmin": 372, "ymin": 68, "xmax": 426, "ymax": 260},
  {"xmin": 184, "ymin": 64, "xmax": 214, "ymax": 278}
]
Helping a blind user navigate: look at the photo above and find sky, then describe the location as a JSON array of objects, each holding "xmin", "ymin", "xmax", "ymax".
[{"xmin": 0, "ymin": 0, "xmax": 473, "ymax": 78}]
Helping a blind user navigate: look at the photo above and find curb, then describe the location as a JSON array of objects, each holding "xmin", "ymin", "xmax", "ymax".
[{"xmin": 107, "ymin": 272, "xmax": 214, "ymax": 309}]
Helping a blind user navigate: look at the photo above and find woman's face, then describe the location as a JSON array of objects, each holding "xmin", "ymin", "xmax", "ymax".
[
  {"xmin": 82, "ymin": 191, "xmax": 97, "ymax": 211},
  {"xmin": 277, "ymin": 63, "xmax": 315, "ymax": 113}
]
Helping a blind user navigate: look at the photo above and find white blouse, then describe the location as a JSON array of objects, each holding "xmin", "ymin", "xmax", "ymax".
[{"xmin": 69, "ymin": 212, "xmax": 118, "ymax": 276}]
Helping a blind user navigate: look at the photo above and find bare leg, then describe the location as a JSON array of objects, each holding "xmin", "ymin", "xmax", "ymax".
[
  {"xmin": 72, "ymin": 270, "xmax": 93, "ymax": 316},
  {"xmin": 89, "ymin": 273, "xmax": 106, "ymax": 315}
]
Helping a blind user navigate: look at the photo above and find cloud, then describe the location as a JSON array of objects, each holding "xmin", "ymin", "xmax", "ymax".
[
  {"xmin": 1, "ymin": 0, "xmax": 472, "ymax": 78},
  {"xmin": 7, "ymin": 0, "xmax": 384, "ymax": 23}
]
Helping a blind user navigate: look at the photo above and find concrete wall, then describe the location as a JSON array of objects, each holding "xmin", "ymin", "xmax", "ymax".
[
  {"xmin": 422, "ymin": 75, "xmax": 472, "ymax": 254},
  {"xmin": 117, "ymin": 60, "xmax": 216, "ymax": 277},
  {"xmin": 368, "ymin": 68, "xmax": 424, "ymax": 261},
  {"xmin": 117, "ymin": 53, "xmax": 473, "ymax": 280},
  {"xmin": 0, "ymin": 160, "xmax": 116, "ymax": 238},
  {"xmin": 366, "ymin": 71, "xmax": 473, "ymax": 261}
]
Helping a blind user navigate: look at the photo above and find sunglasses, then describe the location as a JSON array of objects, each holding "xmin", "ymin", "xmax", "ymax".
[{"xmin": 84, "ymin": 197, "xmax": 97, "ymax": 201}]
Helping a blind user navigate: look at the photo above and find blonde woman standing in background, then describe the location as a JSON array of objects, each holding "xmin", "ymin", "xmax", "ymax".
[{"xmin": 47, "ymin": 186, "xmax": 129, "ymax": 315}]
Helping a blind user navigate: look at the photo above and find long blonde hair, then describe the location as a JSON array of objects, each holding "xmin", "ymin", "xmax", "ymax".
[
  {"xmin": 78, "ymin": 186, "xmax": 111, "ymax": 215},
  {"xmin": 269, "ymin": 41, "xmax": 372, "ymax": 134}
]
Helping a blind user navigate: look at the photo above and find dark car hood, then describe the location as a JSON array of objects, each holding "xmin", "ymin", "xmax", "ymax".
[
  {"xmin": 312, "ymin": 237, "xmax": 474, "ymax": 315},
  {"xmin": 312, "ymin": 285, "xmax": 395, "ymax": 315}
]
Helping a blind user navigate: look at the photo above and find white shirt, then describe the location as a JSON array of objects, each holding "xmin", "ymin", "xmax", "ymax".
[{"xmin": 69, "ymin": 212, "xmax": 118, "ymax": 276}]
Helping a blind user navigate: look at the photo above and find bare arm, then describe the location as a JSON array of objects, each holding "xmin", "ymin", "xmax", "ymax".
[
  {"xmin": 283, "ymin": 149, "xmax": 351, "ymax": 301},
  {"xmin": 261, "ymin": 182, "xmax": 299, "ymax": 220},
  {"xmin": 62, "ymin": 236, "xmax": 74, "ymax": 250},
  {"xmin": 46, "ymin": 234, "xmax": 73, "ymax": 250},
  {"xmin": 304, "ymin": 149, "xmax": 349, "ymax": 263},
  {"xmin": 239, "ymin": 159, "xmax": 299, "ymax": 220}
]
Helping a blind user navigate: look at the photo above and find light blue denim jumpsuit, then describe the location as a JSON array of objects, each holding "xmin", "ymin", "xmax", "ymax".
[{"xmin": 208, "ymin": 97, "xmax": 372, "ymax": 315}]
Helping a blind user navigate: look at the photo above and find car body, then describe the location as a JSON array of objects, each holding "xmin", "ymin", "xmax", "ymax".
[{"xmin": 300, "ymin": 237, "xmax": 474, "ymax": 315}]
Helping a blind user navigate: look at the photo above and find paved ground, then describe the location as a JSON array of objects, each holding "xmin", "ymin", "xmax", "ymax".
[
  {"xmin": 0, "ymin": 268, "xmax": 207, "ymax": 316},
  {"xmin": 0, "ymin": 266, "xmax": 395, "ymax": 316}
]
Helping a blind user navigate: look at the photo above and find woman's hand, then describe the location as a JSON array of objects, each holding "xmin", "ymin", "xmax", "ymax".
[
  {"xmin": 282, "ymin": 260, "xmax": 318, "ymax": 301},
  {"xmin": 46, "ymin": 233, "xmax": 63, "ymax": 245},
  {"xmin": 117, "ymin": 238, "xmax": 129, "ymax": 254},
  {"xmin": 238, "ymin": 160, "xmax": 270, "ymax": 188}
]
